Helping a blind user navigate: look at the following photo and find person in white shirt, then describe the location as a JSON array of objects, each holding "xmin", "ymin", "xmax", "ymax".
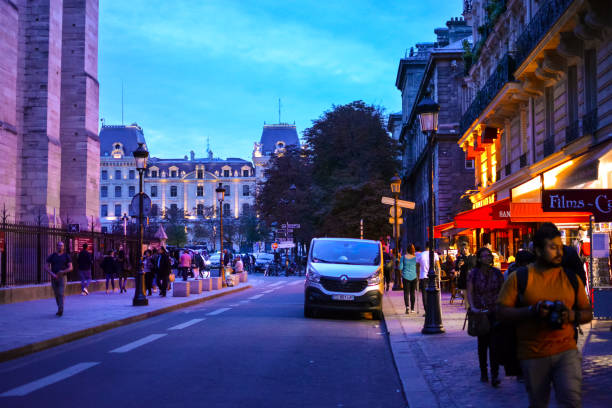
[{"xmin": 416, "ymin": 244, "xmax": 440, "ymax": 312}]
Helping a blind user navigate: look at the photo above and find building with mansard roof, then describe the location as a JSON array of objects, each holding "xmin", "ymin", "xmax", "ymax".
[{"xmin": 252, "ymin": 123, "xmax": 301, "ymax": 182}]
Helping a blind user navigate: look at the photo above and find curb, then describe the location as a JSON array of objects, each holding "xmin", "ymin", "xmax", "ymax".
[
  {"xmin": 382, "ymin": 294, "xmax": 438, "ymax": 408},
  {"xmin": 0, "ymin": 284, "xmax": 252, "ymax": 363}
]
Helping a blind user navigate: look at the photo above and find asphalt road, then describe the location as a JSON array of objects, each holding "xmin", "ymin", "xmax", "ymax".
[{"xmin": 0, "ymin": 277, "xmax": 406, "ymax": 408}]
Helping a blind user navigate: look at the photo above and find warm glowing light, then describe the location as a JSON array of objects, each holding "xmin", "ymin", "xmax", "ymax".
[
  {"xmin": 543, "ymin": 160, "xmax": 574, "ymax": 188},
  {"xmin": 512, "ymin": 177, "xmax": 541, "ymax": 199}
]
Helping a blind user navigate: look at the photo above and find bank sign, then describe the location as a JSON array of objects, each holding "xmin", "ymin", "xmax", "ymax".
[{"xmin": 542, "ymin": 189, "xmax": 612, "ymax": 222}]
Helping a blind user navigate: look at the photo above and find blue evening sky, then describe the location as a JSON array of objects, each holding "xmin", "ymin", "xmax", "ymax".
[{"xmin": 99, "ymin": 0, "xmax": 463, "ymax": 160}]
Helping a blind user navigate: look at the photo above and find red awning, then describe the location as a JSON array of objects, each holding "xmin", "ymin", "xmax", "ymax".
[
  {"xmin": 510, "ymin": 203, "xmax": 591, "ymax": 223},
  {"xmin": 454, "ymin": 201, "xmax": 513, "ymax": 230},
  {"xmin": 434, "ymin": 222, "xmax": 455, "ymax": 238}
]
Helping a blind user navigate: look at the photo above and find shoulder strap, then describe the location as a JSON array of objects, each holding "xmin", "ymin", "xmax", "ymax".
[
  {"xmin": 516, "ymin": 266, "xmax": 528, "ymax": 306},
  {"xmin": 562, "ymin": 266, "xmax": 579, "ymax": 311}
]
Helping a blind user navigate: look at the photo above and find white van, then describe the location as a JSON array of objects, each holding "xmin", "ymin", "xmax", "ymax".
[{"xmin": 304, "ymin": 238, "xmax": 384, "ymax": 319}]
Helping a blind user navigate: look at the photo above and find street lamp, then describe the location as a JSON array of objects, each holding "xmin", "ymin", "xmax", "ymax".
[
  {"xmin": 288, "ymin": 184, "xmax": 297, "ymax": 262},
  {"xmin": 132, "ymin": 142, "xmax": 149, "ymax": 306},
  {"xmin": 390, "ymin": 174, "xmax": 401, "ymax": 290},
  {"xmin": 416, "ymin": 97, "xmax": 444, "ymax": 334},
  {"xmin": 216, "ymin": 183, "xmax": 226, "ymax": 285}
]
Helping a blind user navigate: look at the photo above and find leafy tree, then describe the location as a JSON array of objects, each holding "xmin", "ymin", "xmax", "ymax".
[{"xmin": 164, "ymin": 206, "xmax": 187, "ymax": 247}]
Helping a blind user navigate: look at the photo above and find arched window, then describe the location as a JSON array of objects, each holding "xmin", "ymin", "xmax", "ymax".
[{"xmin": 242, "ymin": 203, "xmax": 250, "ymax": 213}]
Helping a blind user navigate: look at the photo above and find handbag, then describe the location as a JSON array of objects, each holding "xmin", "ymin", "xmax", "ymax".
[
  {"xmin": 467, "ymin": 310, "xmax": 490, "ymax": 337},
  {"xmin": 168, "ymin": 272, "xmax": 176, "ymax": 282}
]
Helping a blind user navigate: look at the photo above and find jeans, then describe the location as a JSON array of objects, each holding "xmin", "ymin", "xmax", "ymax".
[
  {"xmin": 105, "ymin": 273, "xmax": 115, "ymax": 290},
  {"xmin": 145, "ymin": 272, "xmax": 154, "ymax": 293},
  {"xmin": 79, "ymin": 269, "xmax": 91, "ymax": 291},
  {"xmin": 419, "ymin": 279, "xmax": 428, "ymax": 310},
  {"xmin": 402, "ymin": 278, "xmax": 417, "ymax": 310},
  {"xmin": 179, "ymin": 267, "xmax": 189, "ymax": 281},
  {"xmin": 520, "ymin": 348, "xmax": 582, "ymax": 408},
  {"xmin": 51, "ymin": 277, "xmax": 65, "ymax": 312},
  {"xmin": 478, "ymin": 328, "xmax": 499, "ymax": 379},
  {"xmin": 158, "ymin": 274, "xmax": 169, "ymax": 296}
]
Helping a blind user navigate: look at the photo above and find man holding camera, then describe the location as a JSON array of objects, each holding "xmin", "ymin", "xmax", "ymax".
[{"xmin": 497, "ymin": 223, "xmax": 592, "ymax": 408}]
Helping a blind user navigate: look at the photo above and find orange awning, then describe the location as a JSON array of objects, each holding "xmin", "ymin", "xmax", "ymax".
[
  {"xmin": 454, "ymin": 202, "xmax": 513, "ymax": 230},
  {"xmin": 434, "ymin": 222, "xmax": 455, "ymax": 238},
  {"xmin": 510, "ymin": 203, "xmax": 591, "ymax": 223}
]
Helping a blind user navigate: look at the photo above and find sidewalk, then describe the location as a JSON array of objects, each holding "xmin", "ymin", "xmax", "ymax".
[
  {"xmin": 383, "ymin": 288, "xmax": 612, "ymax": 408},
  {"xmin": 0, "ymin": 278, "xmax": 259, "ymax": 363}
]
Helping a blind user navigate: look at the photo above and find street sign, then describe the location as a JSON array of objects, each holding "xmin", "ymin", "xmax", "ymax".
[
  {"xmin": 281, "ymin": 223, "xmax": 300, "ymax": 229},
  {"xmin": 278, "ymin": 238, "xmax": 293, "ymax": 243},
  {"xmin": 542, "ymin": 189, "xmax": 612, "ymax": 222},
  {"xmin": 129, "ymin": 193, "xmax": 152, "ymax": 218},
  {"xmin": 271, "ymin": 242, "xmax": 279, "ymax": 250},
  {"xmin": 68, "ymin": 224, "xmax": 80, "ymax": 233},
  {"xmin": 389, "ymin": 207, "xmax": 402, "ymax": 217},
  {"xmin": 381, "ymin": 196, "xmax": 415, "ymax": 209},
  {"xmin": 389, "ymin": 217, "xmax": 404, "ymax": 225},
  {"xmin": 278, "ymin": 242, "xmax": 295, "ymax": 249}
]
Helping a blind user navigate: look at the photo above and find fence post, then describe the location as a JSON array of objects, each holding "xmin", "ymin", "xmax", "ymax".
[
  {"xmin": 37, "ymin": 224, "xmax": 42, "ymax": 284},
  {"xmin": 1, "ymin": 206, "xmax": 6, "ymax": 286}
]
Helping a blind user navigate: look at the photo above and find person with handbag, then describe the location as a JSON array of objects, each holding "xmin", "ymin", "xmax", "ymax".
[
  {"xmin": 467, "ymin": 246, "xmax": 504, "ymax": 387},
  {"xmin": 156, "ymin": 247, "xmax": 172, "ymax": 297},
  {"xmin": 399, "ymin": 244, "xmax": 418, "ymax": 314}
]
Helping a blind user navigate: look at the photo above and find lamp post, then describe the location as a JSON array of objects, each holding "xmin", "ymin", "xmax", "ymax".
[
  {"xmin": 390, "ymin": 175, "xmax": 401, "ymax": 290},
  {"xmin": 216, "ymin": 183, "xmax": 226, "ymax": 286},
  {"xmin": 132, "ymin": 142, "xmax": 149, "ymax": 306},
  {"xmin": 288, "ymin": 184, "xmax": 297, "ymax": 262},
  {"xmin": 122, "ymin": 213, "xmax": 129, "ymax": 236},
  {"xmin": 416, "ymin": 97, "xmax": 445, "ymax": 334}
]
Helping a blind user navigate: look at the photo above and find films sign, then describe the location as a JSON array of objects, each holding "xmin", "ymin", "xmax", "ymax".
[{"xmin": 542, "ymin": 189, "xmax": 612, "ymax": 222}]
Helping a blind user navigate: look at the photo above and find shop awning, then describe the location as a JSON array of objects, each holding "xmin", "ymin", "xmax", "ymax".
[
  {"xmin": 454, "ymin": 201, "xmax": 513, "ymax": 230},
  {"xmin": 509, "ymin": 202, "xmax": 591, "ymax": 223},
  {"xmin": 434, "ymin": 222, "xmax": 455, "ymax": 238}
]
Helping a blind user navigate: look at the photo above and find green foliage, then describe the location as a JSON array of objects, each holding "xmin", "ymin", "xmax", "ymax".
[{"xmin": 163, "ymin": 206, "xmax": 187, "ymax": 247}]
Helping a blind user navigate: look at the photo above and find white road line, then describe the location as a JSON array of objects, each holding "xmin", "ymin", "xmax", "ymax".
[
  {"xmin": 206, "ymin": 307, "xmax": 231, "ymax": 316},
  {"xmin": 109, "ymin": 334, "xmax": 167, "ymax": 353},
  {"xmin": 168, "ymin": 318, "xmax": 205, "ymax": 331},
  {"xmin": 249, "ymin": 294, "xmax": 264, "ymax": 300},
  {"xmin": 263, "ymin": 290, "xmax": 274, "ymax": 294},
  {"xmin": 0, "ymin": 362, "xmax": 100, "ymax": 397},
  {"xmin": 229, "ymin": 304, "xmax": 241, "ymax": 307},
  {"xmin": 288, "ymin": 280, "xmax": 304, "ymax": 286}
]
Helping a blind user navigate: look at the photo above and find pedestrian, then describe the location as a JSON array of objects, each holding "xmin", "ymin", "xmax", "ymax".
[
  {"xmin": 234, "ymin": 255, "xmax": 244, "ymax": 273},
  {"xmin": 399, "ymin": 244, "xmax": 418, "ymax": 314},
  {"xmin": 455, "ymin": 243, "xmax": 476, "ymax": 308},
  {"xmin": 382, "ymin": 252, "xmax": 392, "ymax": 292},
  {"xmin": 179, "ymin": 250, "xmax": 191, "ymax": 281},
  {"xmin": 116, "ymin": 248, "xmax": 130, "ymax": 293},
  {"xmin": 101, "ymin": 250, "xmax": 116, "ymax": 294},
  {"xmin": 156, "ymin": 247, "xmax": 172, "ymax": 297},
  {"xmin": 77, "ymin": 243, "xmax": 93, "ymax": 295},
  {"xmin": 467, "ymin": 246, "xmax": 504, "ymax": 387},
  {"xmin": 243, "ymin": 253, "xmax": 251, "ymax": 273},
  {"xmin": 505, "ymin": 249, "xmax": 535, "ymax": 280},
  {"xmin": 150, "ymin": 248, "xmax": 159, "ymax": 292},
  {"xmin": 223, "ymin": 249, "xmax": 231, "ymax": 268},
  {"xmin": 416, "ymin": 243, "xmax": 440, "ymax": 313},
  {"xmin": 497, "ymin": 223, "xmax": 592, "ymax": 407},
  {"xmin": 45, "ymin": 241, "xmax": 72, "ymax": 316},
  {"xmin": 143, "ymin": 250, "xmax": 154, "ymax": 296}
]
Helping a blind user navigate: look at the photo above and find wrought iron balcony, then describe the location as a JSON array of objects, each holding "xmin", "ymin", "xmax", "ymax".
[
  {"xmin": 514, "ymin": 0, "xmax": 574, "ymax": 67},
  {"xmin": 565, "ymin": 120, "xmax": 580, "ymax": 145},
  {"xmin": 460, "ymin": 54, "xmax": 516, "ymax": 135},
  {"xmin": 543, "ymin": 137, "xmax": 556, "ymax": 157},
  {"xmin": 583, "ymin": 109, "xmax": 598, "ymax": 136}
]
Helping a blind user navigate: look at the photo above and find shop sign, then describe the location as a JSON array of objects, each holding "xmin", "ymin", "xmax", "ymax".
[
  {"xmin": 0, "ymin": 231, "xmax": 4, "ymax": 252},
  {"xmin": 472, "ymin": 194, "xmax": 495, "ymax": 209},
  {"xmin": 542, "ymin": 189, "xmax": 612, "ymax": 222},
  {"xmin": 75, "ymin": 237, "xmax": 93, "ymax": 253},
  {"xmin": 491, "ymin": 200, "xmax": 511, "ymax": 220}
]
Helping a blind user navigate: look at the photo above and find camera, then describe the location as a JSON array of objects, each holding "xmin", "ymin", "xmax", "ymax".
[{"xmin": 541, "ymin": 300, "xmax": 567, "ymax": 330}]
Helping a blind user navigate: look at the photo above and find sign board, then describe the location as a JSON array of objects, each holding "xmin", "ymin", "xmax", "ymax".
[
  {"xmin": 278, "ymin": 242, "xmax": 295, "ymax": 249},
  {"xmin": 271, "ymin": 242, "xmax": 279, "ymax": 250},
  {"xmin": 389, "ymin": 207, "xmax": 402, "ymax": 217},
  {"xmin": 542, "ymin": 189, "xmax": 612, "ymax": 222},
  {"xmin": 281, "ymin": 224, "xmax": 300, "ymax": 229},
  {"xmin": 0, "ymin": 231, "xmax": 4, "ymax": 252},
  {"xmin": 129, "ymin": 193, "xmax": 152, "ymax": 218},
  {"xmin": 491, "ymin": 199, "xmax": 511, "ymax": 220},
  {"xmin": 68, "ymin": 224, "xmax": 80, "ymax": 233},
  {"xmin": 75, "ymin": 237, "xmax": 93, "ymax": 253},
  {"xmin": 472, "ymin": 194, "xmax": 495, "ymax": 209},
  {"xmin": 278, "ymin": 238, "xmax": 293, "ymax": 243},
  {"xmin": 389, "ymin": 217, "xmax": 404, "ymax": 225},
  {"xmin": 381, "ymin": 196, "xmax": 415, "ymax": 209}
]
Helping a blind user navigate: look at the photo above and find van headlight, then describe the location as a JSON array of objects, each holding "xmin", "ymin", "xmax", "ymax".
[
  {"xmin": 367, "ymin": 270, "xmax": 381, "ymax": 286},
  {"xmin": 306, "ymin": 267, "xmax": 320, "ymax": 283}
]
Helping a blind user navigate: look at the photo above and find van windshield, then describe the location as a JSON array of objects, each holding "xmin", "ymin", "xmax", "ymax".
[{"xmin": 311, "ymin": 240, "xmax": 380, "ymax": 266}]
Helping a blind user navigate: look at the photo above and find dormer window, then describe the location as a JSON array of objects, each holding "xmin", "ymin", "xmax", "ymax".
[
  {"xmin": 223, "ymin": 170, "xmax": 230, "ymax": 177},
  {"xmin": 111, "ymin": 142, "xmax": 124, "ymax": 158}
]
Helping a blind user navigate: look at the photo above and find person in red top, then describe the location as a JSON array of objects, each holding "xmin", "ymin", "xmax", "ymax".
[{"xmin": 179, "ymin": 250, "xmax": 191, "ymax": 281}]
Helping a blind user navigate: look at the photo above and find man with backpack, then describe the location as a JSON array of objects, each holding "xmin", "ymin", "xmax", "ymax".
[{"xmin": 497, "ymin": 223, "xmax": 592, "ymax": 407}]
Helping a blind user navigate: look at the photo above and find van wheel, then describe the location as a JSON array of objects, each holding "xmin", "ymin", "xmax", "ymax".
[
  {"xmin": 304, "ymin": 306, "xmax": 315, "ymax": 318},
  {"xmin": 372, "ymin": 309, "xmax": 383, "ymax": 320}
]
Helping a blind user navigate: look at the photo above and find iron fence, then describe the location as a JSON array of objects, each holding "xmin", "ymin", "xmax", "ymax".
[{"xmin": 0, "ymin": 221, "xmax": 152, "ymax": 287}]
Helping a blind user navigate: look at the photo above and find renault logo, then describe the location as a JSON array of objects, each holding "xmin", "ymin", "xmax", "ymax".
[{"xmin": 340, "ymin": 275, "xmax": 348, "ymax": 284}]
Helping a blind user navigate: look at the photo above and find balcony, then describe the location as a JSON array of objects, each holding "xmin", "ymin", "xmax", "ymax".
[
  {"xmin": 460, "ymin": 54, "xmax": 516, "ymax": 135},
  {"xmin": 514, "ymin": 0, "xmax": 574, "ymax": 67},
  {"xmin": 565, "ymin": 120, "xmax": 580, "ymax": 145}
]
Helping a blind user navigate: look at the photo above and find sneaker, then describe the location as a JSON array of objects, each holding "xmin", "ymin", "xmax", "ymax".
[
  {"xmin": 56, "ymin": 310, "xmax": 63, "ymax": 317},
  {"xmin": 405, "ymin": 307, "xmax": 410, "ymax": 314},
  {"xmin": 84, "ymin": 288, "xmax": 89, "ymax": 295},
  {"xmin": 81, "ymin": 291, "xmax": 87, "ymax": 296},
  {"xmin": 491, "ymin": 378, "xmax": 501, "ymax": 387},
  {"xmin": 411, "ymin": 309, "xmax": 416, "ymax": 314}
]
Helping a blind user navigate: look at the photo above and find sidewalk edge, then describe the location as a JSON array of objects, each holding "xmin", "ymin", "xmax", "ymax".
[{"xmin": 0, "ymin": 284, "xmax": 252, "ymax": 363}]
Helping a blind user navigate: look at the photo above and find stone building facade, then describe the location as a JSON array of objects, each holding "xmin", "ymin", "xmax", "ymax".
[
  {"xmin": 394, "ymin": 17, "xmax": 474, "ymax": 249},
  {"xmin": 252, "ymin": 123, "xmax": 301, "ymax": 184},
  {"xmin": 0, "ymin": 0, "xmax": 99, "ymax": 228}
]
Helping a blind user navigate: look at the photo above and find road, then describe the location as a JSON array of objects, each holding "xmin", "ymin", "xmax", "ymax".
[{"xmin": 0, "ymin": 276, "xmax": 406, "ymax": 408}]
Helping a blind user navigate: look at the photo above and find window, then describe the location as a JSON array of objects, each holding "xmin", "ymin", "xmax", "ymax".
[
  {"xmin": 115, "ymin": 170, "xmax": 122, "ymax": 180},
  {"xmin": 545, "ymin": 86, "xmax": 554, "ymax": 140},
  {"xmin": 150, "ymin": 185, "xmax": 157, "ymax": 197},
  {"xmin": 223, "ymin": 203, "xmax": 230, "ymax": 213},
  {"xmin": 101, "ymin": 170, "xmax": 108, "ymax": 180},
  {"xmin": 197, "ymin": 186, "xmax": 204, "ymax": 196},
  {"xmin": 242, "ymin": 185, "xmax": 250, "ymax": 196},
  {"xmin": 101, "ymin": 226, "xmax": 108, "ymax": 233},
  {"xmin": 151, "ymin": 204, "xmax": 158, "ymax": 216},
  {"xmin": 129, "ymin": 186, "xmax": 135, "ymax": 197},
  {"xmin": 243, "ymin": 169, "xmax": 249, "ymax": 177},
  {"xmin": 170, "ymin": 186, "xmax": 177, "ymax": 197},
  {"xmin": 115, "ymin": 186, "xmax": 121, "ymax": 198},
  {"xmin": 197, "ymin": 170, "xmax": 203, "ymax": 179},
  {"xmin": 465, "ymin": 160, "xmax": 474, "ymax": 169},
  {"xmin": 129, "ymin": 170, "xmax": 135, "ymax": 180},
  {"xmin": 242, "ymin": 203, "xmax": 250, "ymax": 213},
  {"xmin": 171, "ymin": 170, "xmax": 177, "ymax": 178},
  {"xmin": 490, "ymin": 143, "xmax": 497, "ymax": 184},
  {"xmin": 480, "ymin": 151, "xmax": 487, "ymax": 188},
  {"xmin": 584, "ymin": 49, "xmax": 597, "ymax": 113},
  {"xmin": 101, "ymin": 186, "xmax": 108, "ymax": 198},
  {"xmin": 224, "ymin": 185, "xmax": 230, "ymax": 196},
  {"xmin": 151, "ymin": 170, "xmax": 158, "ymax": 178},
  {"xmin": 114, "ymin": 204, "xmax": 121, "ymax": 217},
  {"xmin": 197, "ymin": 204, "xmax": 204, "ymax": 216},
  {"xmin": 223, "ymin": 170, "xmax": 230, "ymax": 177},
  {"xmin": 101, "ymin": 205, "xmax": 108, "ymax": 217}
]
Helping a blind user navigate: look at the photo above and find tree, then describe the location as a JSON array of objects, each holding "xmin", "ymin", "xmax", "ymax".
[{"xmin": 164, "ymin": 206, "xmax": 187, "ymax": 247}]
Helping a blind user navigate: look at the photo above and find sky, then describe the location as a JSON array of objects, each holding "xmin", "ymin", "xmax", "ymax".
[{"xmin": 99, "ymin": 0, "xmax": 464, "ymax": 160}]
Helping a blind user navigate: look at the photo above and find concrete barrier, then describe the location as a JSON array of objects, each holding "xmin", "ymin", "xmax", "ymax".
[
  {"xmin": 201, "ymin": 278, "xmax": 212, "ymax": 291},
  {"xmin": 239, "ymin": 272, "xmax": 248, "ymax": 283},
  {"xmin": 189, "ymin": 279, "xmax": 202, "ymax": 294},
  {"xmin": 173, "ymin": 281, "xmax": 190, "ymax": 297},
  {"xmin": 211, "ymin": 277, "xmax": 222, "ymax": 290}
]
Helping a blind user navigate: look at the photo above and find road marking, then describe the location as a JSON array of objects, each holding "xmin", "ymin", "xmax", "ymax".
[
  {"xmin": 168, "ymin": 318, "xmax": 205, "ymax": 331},
  {"xmin": 288, "ymin": 280, "xmax": 304, "ymax": 286},
  {"xmin": 110, "ymin": 334, "xmax": 167, "ymax": 353},
  {"xmin": 206, "ymin": 307, "xmax": 231, "ymax": 316},
  {"xmin": 239, "ymin": 300, "xmax": 250, "ymax": 304},
  {"xmin": 0, "ymin": 362, "xmax": 100, "ymax": 397},
  {"xmin": 229, "ymin": 303, "xmax": 240, "ymax": 307},
  {"xmin": 263, "ymin": 290, "xmax": 274, "ymax": 294},
  {"xmin": 268, "ymin": 282, "xmax": 285, "ymax": 287},
  {"xmin": 248, "ymin": 294, "xmax": 264, "ymax": 300}
]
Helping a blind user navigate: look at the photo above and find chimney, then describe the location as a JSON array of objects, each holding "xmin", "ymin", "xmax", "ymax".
[{"xmin": 190, "ymin": 150, "xmax": 195, "ymax": 161}]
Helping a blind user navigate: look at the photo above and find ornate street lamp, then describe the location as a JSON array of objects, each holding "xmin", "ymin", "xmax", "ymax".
[
  {"xmin": 416, "ymin": 97, "xmax": 444, "ymax": 334},
  {"xmin": 132, "ymin": 142, "xmax": 149, "ymax": 306},
  {"xmin": 216, "ymin": 183, "xmax": 226, "ymax": 286},
  {"xmin": 390, "ymin": 174, "xmax": 401, "ymax": 290}
]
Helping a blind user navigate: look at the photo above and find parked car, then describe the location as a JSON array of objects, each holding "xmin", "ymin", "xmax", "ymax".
[
  {"xmin": 304, "ymin": 238, "xmax": 383, "ymax": 319},
  {"xmin": 254, "ymin": 252, "xmax": 274, "ymax": 272},
  {"xmin": 208, "ymin": 252, "xmax": 222, "ymax": 269}
]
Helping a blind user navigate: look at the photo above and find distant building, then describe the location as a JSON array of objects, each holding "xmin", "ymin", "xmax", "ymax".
[
  {"xmin": 252, "ymin": 123, "xmax": 301, "ymax": 183},
  {"xmin": 99, "ymin": 125, "xmax": 256, "ymax": 235}
]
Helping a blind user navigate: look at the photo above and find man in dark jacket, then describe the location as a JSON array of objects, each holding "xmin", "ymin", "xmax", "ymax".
[
  {"xmin": 455, "ymin": 243, "xmax": 476, "ymax": 309},
  {"xmin": 77, "ymin": 243, "xmax": 93, "ymax": 295},
  {"xmin": 157, "ymin": 247, "xmax": 172, "ymax": 297}
]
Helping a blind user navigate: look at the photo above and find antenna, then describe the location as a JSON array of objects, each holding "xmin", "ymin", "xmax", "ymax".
[
  {"xmin": 207, "ymin": 135, "xmax": 210, "ymax": 152},
  {"xmin": 121, "ymin": 81, "xmax": 124, "ymax": 125},
  {"xmin": 278, "ymin": 98, "xmax": 281, "ymax": 124}
]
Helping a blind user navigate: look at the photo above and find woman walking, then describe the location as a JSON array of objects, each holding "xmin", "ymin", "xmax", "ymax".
[
  {"xmin": 467, "ymin": 247, "xmax": 504, "ymax": 387},
  {"xmin": 101, "ymin": 250, "xmax": 116, "ymax": 294},
  {"xmin": 143, "ymin": 250, "xmax": 154, "ymax": 296},
  {"xmin": 399, "ymin": 244, "xmax": 418, "ymax": 314},
  {"xmin": 116, "ymin": 248, "xmax": 130, "ymax": 293}
]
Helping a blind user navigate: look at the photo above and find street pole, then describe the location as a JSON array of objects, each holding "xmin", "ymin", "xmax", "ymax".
[
  {"xmin": 393, "ymin": 194, "xmax": 399, "ymax": 289},
  {"xmin": 219, "ymin": 199, "xmax": 224, "ymax": 286},
  {"xmin": 422, "ymin": 130, "xmax": 444, "ymax": 334},
  {"xmin": 133, "ymin": 167, "xmax": 148, "ymax": 306},
  {"xmin": 360, "ymin": 219, "xmax": 363, "ymax": 240}
]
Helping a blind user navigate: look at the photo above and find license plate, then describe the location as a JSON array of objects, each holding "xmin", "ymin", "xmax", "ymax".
[{"xmin": 332, "ymin": 294, "xmax": 354, "ymax": 301}]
